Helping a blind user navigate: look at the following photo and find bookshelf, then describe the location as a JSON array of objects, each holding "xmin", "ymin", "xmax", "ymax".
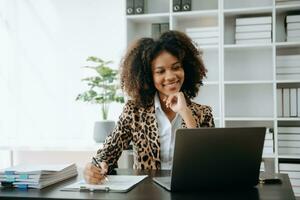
[{"xmin": 125, "ymin": 0, "xmax": 300, "ymax": 195}]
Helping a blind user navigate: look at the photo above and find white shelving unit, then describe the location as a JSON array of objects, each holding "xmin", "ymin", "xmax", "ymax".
[{"xmin": 125, "ymin": 0, "xmax": 300, "ymax": 194}]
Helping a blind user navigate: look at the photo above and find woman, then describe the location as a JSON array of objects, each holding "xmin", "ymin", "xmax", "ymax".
[{"xmin": 84, "ymin": 30, "xmax": 215, "ymax": 184}]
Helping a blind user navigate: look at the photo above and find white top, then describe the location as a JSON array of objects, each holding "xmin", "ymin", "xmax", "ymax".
[{"xmin": 154, "ymin": 93, "xmax": 182, "ymax": 170}]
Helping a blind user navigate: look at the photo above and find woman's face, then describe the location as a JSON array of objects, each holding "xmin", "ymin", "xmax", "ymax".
[{"xmin": 151, "ymin": 51, "xmax": 185, "ymax": 99}]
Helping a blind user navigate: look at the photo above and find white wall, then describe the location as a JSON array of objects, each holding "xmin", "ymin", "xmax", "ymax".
[{"xmin": 0, "ymin": 0, "xmax": 126, "ymax": 146}]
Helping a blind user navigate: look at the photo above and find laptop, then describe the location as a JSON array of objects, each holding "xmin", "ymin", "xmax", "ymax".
[{"xmin": 153, "ymin": 127, "xmax": 266, "ymax": 191}]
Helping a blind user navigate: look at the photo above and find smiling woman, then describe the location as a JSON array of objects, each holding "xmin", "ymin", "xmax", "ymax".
[{"xmin": 83, "ymin": 30, "xmax": 215, "ymax": 184}]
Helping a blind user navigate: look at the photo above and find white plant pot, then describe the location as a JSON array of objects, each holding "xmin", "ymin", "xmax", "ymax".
[{"xmin": 93, "ymin": 120, "xmax": 115, "ymax": 143}]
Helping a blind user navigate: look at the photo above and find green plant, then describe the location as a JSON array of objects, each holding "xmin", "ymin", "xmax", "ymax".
[{"xmin": 76, "ymin": 56, "xmax": 124, "ymax": 120}]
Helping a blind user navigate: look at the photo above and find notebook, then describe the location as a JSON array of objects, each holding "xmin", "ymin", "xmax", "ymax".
[
  {"xmin": 0, "ymin": 163, "xmax": 78, "ymax": 189},
  {"xmin": 153, "ymin": 127, "xmax": 266, "ymax": 191},
  {"xmin": 61, "ymin": 175, "xmax": 148, "ymax": 192}
]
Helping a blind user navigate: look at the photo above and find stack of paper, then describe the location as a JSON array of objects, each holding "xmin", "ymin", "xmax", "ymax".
[
  {"xmin": 276, "ymin": 55, "xmax": 300, "ymax": 80},
  {"xmin": 0, "ymin": 163, "xmax": 78, "ymax": 189},
  {"xmin": 185, "ymin": 27, "xmax": 219, "ymax": 47},
  {"xmin": 286, "ymin": 15, "xmax": 300, "ymax": 42},
  {"xmin": 235, "ymin": 16, "xmax": 272, "ymax": 44},
  {"xmin": 278, "ymin": 127, "xmax": 300, "ymax": 155}
]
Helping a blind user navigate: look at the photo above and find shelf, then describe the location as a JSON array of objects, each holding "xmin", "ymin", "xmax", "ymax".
[
  {"xmin": 126, "ymin": 13, "xmax": 169, "ymax": 23},
  {"xmin": 279, "ymin": 155, "xmax": 300, "ymax": 159},
  {"xmin": 277, "ymin": 118, "xmax": 300, "ymax": 121},
  {"xmin": 225, "ymin": 117, "xmax": 274, "ymax": 121},
  {"xmin": 224, "ymin": 43, "xmax": 272, "ymax": 49},
  {"xmin": 200, "ymin": 45, "xmax": 219, "ymax": 50},
  {"xmin": 223, "ymin": 6, "xmax": 273, "ymax": 16},
  {"xmin": 172, "ymin": 9, "xmax": 218, "ymax": 19},
  {"xmin": 275, "ymin": 4, "xmax": 300, "ymax": 13},
  {"xmin": 224, "ymin": 81, "xmax": 273, "ymax": 85},
  {"xmin": 203, "ymin": 81, "xmax": 219, "ymax": 85},
  {"xmin": 276, "ymin": 42, "xmax": 300, "ymax": 48},
  {"xmin": 276, "ymin": 80, "xmax": 300, "ymax": 84}
]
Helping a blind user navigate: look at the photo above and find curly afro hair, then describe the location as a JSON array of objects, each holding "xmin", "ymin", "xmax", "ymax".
[{"xmin": 120, "ymin": 30, "xmax": 207, "ymax": 108}]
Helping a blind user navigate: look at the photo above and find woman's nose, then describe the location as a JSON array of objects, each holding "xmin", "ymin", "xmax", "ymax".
[{"xmin": 165, "ymin": 70, "xmax": 176, "ymax": 80}]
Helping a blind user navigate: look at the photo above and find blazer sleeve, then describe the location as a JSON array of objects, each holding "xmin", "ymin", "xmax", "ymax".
[
  {"xmin": 197, "ymin": 105, "xmax": 215, "ymax": 128},
  {"xmin": 94, "ymin": 102, "xmax": 133, "ymax": 172}
]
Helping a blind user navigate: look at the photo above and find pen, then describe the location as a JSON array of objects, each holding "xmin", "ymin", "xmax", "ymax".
[{"xmin": 92, "ymin": 157, "xmax": 109, "ymax": 182}]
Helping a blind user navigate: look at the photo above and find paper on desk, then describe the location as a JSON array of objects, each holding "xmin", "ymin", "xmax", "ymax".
[{"xmin": 61, "ymin": 175, "xmax": 148, "ymax": 193}]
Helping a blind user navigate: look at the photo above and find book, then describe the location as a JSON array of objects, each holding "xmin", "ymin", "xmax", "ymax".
[
  {"xmin": 236, "ymin": 38, "xmax": 271, "ymax": 44},
  {"xmin": 0, "ymin": 163, "xmax": 77, "ymax": 189},
  {"xmin": 277, "ymin": 88, "xmax": 283, "ymax": 117},
  {"xmin": 236, "ymin": 24, "xmax": 272, "ymax": 33},
  {"xmin": 160, "ymin": 23, "xmax": 169, "ymax": 35},
  {"xmin": 298, "ymin": 88, "xmax": 300, "ymax": 117},
  {"xmin": 235, "ymin": 31, "xmax": 271, "ymax": 39},
  {"xmin": 283, "ymin": 88, "xmax": 290, "ymax": 117},
  {"xmin": 278, "ymin": 127, "xmax": 300, "ymax": 133},
  {"xmin": 277, "ymin": 55, "xmax": 300, "ymax": 67},
  {"xmin": 279, "ymin": 141, "xmax": 300, "ymax": 147},
  {"xmin": 279, "ymin": 163, "xmax": 300, "ymax": 171},
  {"xmin": 287, "ymin": 15, "xmax": 300, "ymax": 23},
  {"xmin": 287, "ymin": 36, "xmax": 300, "ymax": 42},
  {"xmin": 279, "ymin": 134, "xmax": 300, "ymax": 140},
  {"xmin": 151, "ymin": 23, "xmax": 160, "ymax": 40},
  {"xmin": 290, "ymin": 88, "xmax": 297, "ymax": 117},
  {"xmin": 277, "ymin": 73, "xmax": 300, "ymax": 80},
  {"xmin": 287, "ymin": 29, "xmax": 300, "ymax": 37},
  {"xmin": 61, "ymin": 175, "xmax": 148, "ymax": 192},
  {"xmin": 287, "ymin": 22, "xmax": 300, "ymax": 30},
  {"xmin": 277, "ymin": 67, "xmax": 300, "ymax": 74},
  {"xmin": 279, "ymin": 147, "xmax": 300, "ymax": 155},
  {"xmin": 290, "ymin": 178, "xmax": 300, "ymax": 186},
  {"xmin": 236, "ymin": 16, "xmax": 272, "ymax": 26},
  {"xmin": 279, "ymin": 171, "xmax": 300, "ymax": 178}
]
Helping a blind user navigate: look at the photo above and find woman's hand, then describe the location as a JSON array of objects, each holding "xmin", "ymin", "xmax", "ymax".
[
  {"xmin": 83, "ymin": 162, "xmax": 108, "ymax": 184},
  {"xmin": 163, "ymin": 92, "xmax": 188, "ymax": 114},
  {"xmin": 164, "ymin": 92, "xmax": 196, "ymax": 128}
]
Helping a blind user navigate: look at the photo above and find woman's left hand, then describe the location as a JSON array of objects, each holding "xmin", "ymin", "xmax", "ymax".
[{"xmin": 164, "ymin": 92, "xmax": 188, "ymax": 114}]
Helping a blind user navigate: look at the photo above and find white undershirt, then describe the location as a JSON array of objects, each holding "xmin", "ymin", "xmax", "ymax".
[{"xmin": 154, "ymin": 93, "xmax": 182, "ymax": 170}]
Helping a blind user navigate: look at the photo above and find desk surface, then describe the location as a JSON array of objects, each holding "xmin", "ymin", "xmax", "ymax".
[{"xmin": 0, "ymin": 169, "xmax": 296, "ymax": 200}]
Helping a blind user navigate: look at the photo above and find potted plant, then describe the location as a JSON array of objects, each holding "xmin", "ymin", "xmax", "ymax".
[{"xmin": 76, "ymin": 56, "xmax": 124, "ymax": 142}]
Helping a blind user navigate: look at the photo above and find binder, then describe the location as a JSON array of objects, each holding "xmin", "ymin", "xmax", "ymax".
[
  {"xmin": 135, "ymin": 0, "xmax": 145, "ymax": 14},
  {"xmin": 151, "ymin": 23, "xmax": 160, "ymax": 40},
  {"xmin": 182, "ymin": 0, "xmax": 191, "ymax": 11},
  {"xmin": 126, "ymin": 0, "xmax": 135, "ymax": 15},
  {"xmin": 173, "ymin": 0, "xmax": 181, "ymax": 12},
  {"xmin": 160, "ymin": 23, "xmax": 170, "ymax": 35}
]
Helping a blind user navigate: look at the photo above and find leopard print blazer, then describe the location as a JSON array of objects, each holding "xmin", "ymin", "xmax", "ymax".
[{"xmin": 95, "ymin": 100, "xmax": 215, "ymax": 171}]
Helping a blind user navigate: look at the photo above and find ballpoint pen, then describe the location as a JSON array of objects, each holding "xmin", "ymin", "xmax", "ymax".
[{"xmin": 92, "ymin": 157, "xmax": 109, "ymax": 182}]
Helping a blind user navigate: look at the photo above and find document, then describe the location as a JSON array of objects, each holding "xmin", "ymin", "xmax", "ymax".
[
  {"xmin": 0, "ymin": 163, "xmax": 78, "ymax": 189},
  {"xmin": 61, "ymin": 175, "xmax": 148, "ymax": 193}
]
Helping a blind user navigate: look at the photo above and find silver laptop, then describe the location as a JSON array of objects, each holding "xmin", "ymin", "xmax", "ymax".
[{"xmin": 153, "ymin": 127, "xmax": 266, "ymax": 191}]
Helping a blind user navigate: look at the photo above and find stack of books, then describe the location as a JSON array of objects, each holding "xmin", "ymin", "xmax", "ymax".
[
  {"xmin": 277, "ymin": 87, "xmax": 300, "ymax": 117},
  {"xmin": 263, "ymin": 128, "xmax": 274, "ymax": 156},
  {"xmin": 279, "ymin": 162, "xmax": 300, "ymax": 196},
  {"xmin": 286, "ymin": 15, "xmax": 300, "ymax": 42},
  {"xmin": 276, "ymin": 0, "xmax": 300, "ymax": 5},
  {"xmin": 276, "ymin": 55, "xmax": 300, "ymax": 80},
  {"xmin": 185, "ymin": 27, "xmax": 219, "ymax": 47},
  {"xmin": 278, "ymin": 127, "xmax": 300, "ymax": 155},
  {"xmin": 0, "ymin": 163, "xmax": 77, "ymax": 189},
  {"xmin": 235, "ymin": 16, "xmax": 272, "ymax": 44}
]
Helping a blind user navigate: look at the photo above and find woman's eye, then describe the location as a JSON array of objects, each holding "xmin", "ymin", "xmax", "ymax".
[{"xmin": 156, "ymin": 70, "xmax": 164, "ymax": 74}]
